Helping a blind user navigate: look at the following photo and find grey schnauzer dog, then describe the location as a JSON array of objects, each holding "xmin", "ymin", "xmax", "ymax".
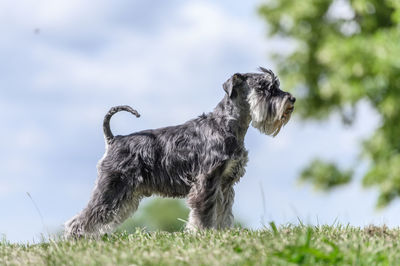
[{"xmin": 65, "ymin": 67, "xmax": 295, "ymax": 238}]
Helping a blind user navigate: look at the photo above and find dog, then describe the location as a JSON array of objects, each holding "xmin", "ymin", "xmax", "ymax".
[{"xmin": 65, "ymin": 67, "xmax": 295, "ymax": 237}]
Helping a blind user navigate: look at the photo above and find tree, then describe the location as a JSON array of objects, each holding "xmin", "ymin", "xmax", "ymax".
[
  {"xmin": 117, "ymin": 198, "xmax": 189, "ymax": 233},
  {"xmin": 259, "ymin": 0, "xmax": 400, "ymax": 207}
]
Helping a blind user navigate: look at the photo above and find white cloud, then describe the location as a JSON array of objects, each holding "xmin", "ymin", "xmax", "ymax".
[
  {"xmin": 14, "ymin": 126, "xmax": 48, "ymax": 150},
  {"xmin": 28, "ymin": 0, "xmax": 267, "ymax": 100},
  {"xmin": 0, "ymin": 0, "xmax": 109, "ymax": 31}
]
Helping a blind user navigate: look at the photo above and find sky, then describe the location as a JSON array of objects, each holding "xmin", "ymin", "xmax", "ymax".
[{"xmin": 1, "ymin": 0, "xmax": 399, "ymax": 243}]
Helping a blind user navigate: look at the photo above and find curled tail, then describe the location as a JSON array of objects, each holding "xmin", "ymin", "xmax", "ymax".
[{"xmin": 103, "ymin": 105, "xmax": 140, "ymax": 144}]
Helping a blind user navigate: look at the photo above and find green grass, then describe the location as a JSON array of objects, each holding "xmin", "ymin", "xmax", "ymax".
[{"xmin": 1, "ymin": 225, "xmax": 399, "ymax": 265}]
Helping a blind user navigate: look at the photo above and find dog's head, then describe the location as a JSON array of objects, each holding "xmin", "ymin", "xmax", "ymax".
[{"xmin": 223, "ymin": 67, "xmax": 295, "ymax": 136}]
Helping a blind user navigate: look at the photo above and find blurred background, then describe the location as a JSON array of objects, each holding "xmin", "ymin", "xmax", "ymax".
[{"xmin": 1, "ymin": 0, "xmax": 399, "ymax": 243}]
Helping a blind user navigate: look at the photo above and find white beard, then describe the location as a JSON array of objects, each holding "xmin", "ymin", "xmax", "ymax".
[{"xmin": 247, "ymin": 90, "xmax": 292, "ymax": 137}]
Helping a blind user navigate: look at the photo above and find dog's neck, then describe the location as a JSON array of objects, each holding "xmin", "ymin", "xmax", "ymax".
[{"xmin": 213, "ymin": 95, "xmax": 251, "ymax": 142}]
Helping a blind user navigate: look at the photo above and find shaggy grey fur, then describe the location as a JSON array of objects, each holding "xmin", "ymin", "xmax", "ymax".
[{"xmin": 64, "ymin": 68, "xmax": 295, "ymax": 238}]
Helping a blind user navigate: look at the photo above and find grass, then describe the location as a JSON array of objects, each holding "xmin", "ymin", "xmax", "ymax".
[{"xmin": 1, "ymin": 224, "xmax": 399, "ymax": 265}]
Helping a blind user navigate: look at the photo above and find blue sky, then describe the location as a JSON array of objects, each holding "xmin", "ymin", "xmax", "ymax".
[{"xmin": 1, "ymin": 0, "xmax": 398, "ymax": 243}]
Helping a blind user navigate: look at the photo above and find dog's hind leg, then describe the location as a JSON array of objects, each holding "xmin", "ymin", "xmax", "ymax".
[{"xmin": 64, "ymin": 172, "xmax": 141, "ymax": 238}]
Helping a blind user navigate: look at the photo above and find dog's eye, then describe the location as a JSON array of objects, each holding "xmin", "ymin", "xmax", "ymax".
[
  {"xmin": 260, "ymin": 88, "xmax": 269, "ymax": 95},
  {"xmin": 269, "ymin": 89, "xmax": 278, "ymax": 96}
]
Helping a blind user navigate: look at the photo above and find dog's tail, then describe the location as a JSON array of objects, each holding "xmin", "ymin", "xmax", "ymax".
[{"xmin": 103, "ymin": 105, "xmax": 140, "ymax": 144}]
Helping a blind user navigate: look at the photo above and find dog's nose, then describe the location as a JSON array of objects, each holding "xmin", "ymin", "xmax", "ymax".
[{"xmin": 289, "ymin": 96, "xmax": 296, "ymax": 103}]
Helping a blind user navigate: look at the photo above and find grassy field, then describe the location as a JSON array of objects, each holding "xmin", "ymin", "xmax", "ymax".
[{"xmin": 1, "ymin": 224, "xmax": 399, "ymax": 265}]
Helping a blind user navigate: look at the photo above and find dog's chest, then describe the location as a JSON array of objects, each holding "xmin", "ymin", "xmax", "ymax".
[{"xmin": 221, "ymin": 152, "xmax": 248, "ymax": 184}]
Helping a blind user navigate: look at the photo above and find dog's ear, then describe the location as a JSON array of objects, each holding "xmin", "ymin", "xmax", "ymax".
[{"xmin": 223, "ymin": 73, "xmax": 245, "ymax": 98}]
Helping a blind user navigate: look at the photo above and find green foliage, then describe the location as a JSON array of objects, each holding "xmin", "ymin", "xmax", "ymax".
[
  {"xmin": 259, "ymin": 0, "xmax": 400, "ymax": 206},
  {"xmin": 117, "ymin": 198, "xmax": 189, "ymax": 233},
  {"xmin": 2, "ymin": 226, "xmax": 400, "ymax": 265},
  {"xmin": 300, "ymin": 159, "xmax": 353, "ymax": 190}
]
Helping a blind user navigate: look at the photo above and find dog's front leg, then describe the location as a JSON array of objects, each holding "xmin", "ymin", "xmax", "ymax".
[
  {"xmin": 217, "ymin": 186, "xmax": 235, "ymax": 229},
  {"xmin": 186, "ymin": 171, "xmax": 221, "ymax": 231}
]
